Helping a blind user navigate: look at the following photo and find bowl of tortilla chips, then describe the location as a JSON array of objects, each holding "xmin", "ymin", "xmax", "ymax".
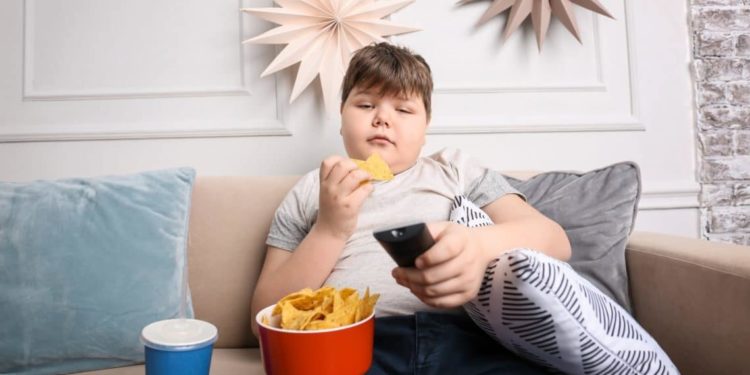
[{"xmin": 256, "ymin": 286, "xmax": 379, "ymax": 375}]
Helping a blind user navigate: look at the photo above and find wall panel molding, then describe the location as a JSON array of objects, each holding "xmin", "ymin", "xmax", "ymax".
[
  {"xmin": 22, "ymin": 0, "xmax": 252, "ymax": 101},
  {"xmin": 398, "ymin": 0, "xmax": 641, "ymax": 135},
  {"xmin": 640, "ymin": 184, "xmax": 700, "ymax": 211},
  {"xmin": 2, "ymin": 0, "xmax": 288, "ymax": 143},
  {"xmin": 0, "ymin": 121, "xmax": 290, "ymax": 143},
  {"xmin": 429, "ymin": 115, "xmax": 642, "ymax": 134},
  {"xmin": 435, "ymin": 14, "xmax": 605, "ymax": 94}
]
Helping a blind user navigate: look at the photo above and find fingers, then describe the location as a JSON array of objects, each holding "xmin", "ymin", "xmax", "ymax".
[
  {"xmin": 348, "ymin": 179, "xmax": 374, "ymax": 203},
  {"xmin": 320, "ymin": 155, "xmax": 345, "ymax": 182},
  {"xmin": 425, "ymin": 221, "xmax": 450, "ymax": 239},
  {"xmin": 392, "ymin": 223, "xmax": 485, "ymax": 308},
  {"xmin": 395, "ymin": 257, "xmax": 464, "ymax": 286},
  {"xmin": 340, "ymin": 169, "xmax": 372, "ymax": 195},
  {"xmin": 414, "ymin": 223, "xmax": 464, "ymax": 269},
  {"xmin": 322, "ymin": 157, "xmax": 361, "ymax": 185},
  {"xmin": 320, "ymin": 156, "xmax": 371, "ymax": 195},
  {"xmin": 392, "ymin": 269, "xmax": 475, "ymax": 308}
]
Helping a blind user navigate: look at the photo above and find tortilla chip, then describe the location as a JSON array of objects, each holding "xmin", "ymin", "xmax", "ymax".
[
  {"xmin": 270, "ymin": 286, "xmax": 380, "ymax": 330},
  {"xmin": 352, "ymin": 153, "xmax": 394, "ymax": 181}
]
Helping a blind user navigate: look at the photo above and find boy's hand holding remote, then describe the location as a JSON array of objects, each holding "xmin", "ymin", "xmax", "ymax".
[{"xmin": 391, "ymin": 222, "xmax": 489, "ymax": 309}]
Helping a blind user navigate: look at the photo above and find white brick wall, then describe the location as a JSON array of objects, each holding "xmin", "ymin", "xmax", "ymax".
[{"xmin": 692, "ymin": 0, "xmax": 750, "ymax": 245}]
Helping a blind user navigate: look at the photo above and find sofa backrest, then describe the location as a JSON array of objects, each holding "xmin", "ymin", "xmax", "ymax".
[{"xmin": 187, "ymin": 176, "xmax": 300, "ymax": 348}]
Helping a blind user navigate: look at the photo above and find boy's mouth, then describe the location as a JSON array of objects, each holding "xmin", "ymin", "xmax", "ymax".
[{"xmin": 367, "ymin": 135, "xmax": 394, "ymax": 145}]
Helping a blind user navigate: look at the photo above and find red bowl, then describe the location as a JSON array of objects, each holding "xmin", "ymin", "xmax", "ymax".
[{"xmin": 256, "ymin": 304, "xmax": 375, "ymax": 375}]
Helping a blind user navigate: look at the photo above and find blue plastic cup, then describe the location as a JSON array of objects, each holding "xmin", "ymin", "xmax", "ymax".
[{"xmin": 141, "ymin": 319, "xmax": 218, "ymax": 375}]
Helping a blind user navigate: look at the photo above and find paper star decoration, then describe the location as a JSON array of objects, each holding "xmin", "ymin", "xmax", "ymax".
[
  {"xmin": 242, "ymin": 0, "xmax": 419, "ymax": 111},
  {"xmin": 458, "ymin": 0, "xmax": 614, "ymax": 50}
]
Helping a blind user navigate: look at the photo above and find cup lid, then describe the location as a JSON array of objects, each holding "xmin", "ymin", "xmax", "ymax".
[{"xmin": 141, "ymin": 319, "xmax": 218, "ymax": 351}]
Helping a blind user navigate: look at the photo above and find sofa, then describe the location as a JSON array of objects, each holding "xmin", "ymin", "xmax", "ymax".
[{"xmin": 69, "ymin": 175, "xmax": 750, "ymax": 375}]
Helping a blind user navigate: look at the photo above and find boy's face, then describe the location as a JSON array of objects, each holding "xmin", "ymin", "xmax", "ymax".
[{"xmin": 340, "ymin": 87, "xmax": 429, "ymax": 174}]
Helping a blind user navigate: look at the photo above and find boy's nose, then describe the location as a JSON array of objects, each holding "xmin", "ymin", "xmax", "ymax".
[{"xmin": 373, "ymin": 113, "xmax": 390, "ymax": 127}]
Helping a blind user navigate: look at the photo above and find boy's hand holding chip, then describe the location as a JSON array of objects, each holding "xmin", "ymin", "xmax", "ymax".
[{"xmin": 315, "ymin": 155, "xmax": 374, "ymax": 241}]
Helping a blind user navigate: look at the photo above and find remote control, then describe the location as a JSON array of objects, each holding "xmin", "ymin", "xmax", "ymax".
[{"xmin": 373, "ymin": 222, "xmax": 435, "ymax": 267}]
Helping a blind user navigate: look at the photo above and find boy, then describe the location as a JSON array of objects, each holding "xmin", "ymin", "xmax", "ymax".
[{"xmin": 251, "ymin": 42, "xmax": 571, "ymax": 373}]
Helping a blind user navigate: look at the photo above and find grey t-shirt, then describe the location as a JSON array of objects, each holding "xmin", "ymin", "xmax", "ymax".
[{"xmin": 266, "ymin": 148, "xmax": 522, "ymax": 316}]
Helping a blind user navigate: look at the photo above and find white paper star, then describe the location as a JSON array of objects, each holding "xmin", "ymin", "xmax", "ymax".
[
  {"xmin": 242, "ymin": 0, "xmax": 419, "ymax": 111},
  {"xmin": 458, "ymin": 0, "xmax": 614, "ymax": 50}
]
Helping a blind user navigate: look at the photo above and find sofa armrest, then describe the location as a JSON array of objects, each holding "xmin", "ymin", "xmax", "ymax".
[{"xmin": 625, "ymin": 231, "xmax": 750, "ymax": 375}]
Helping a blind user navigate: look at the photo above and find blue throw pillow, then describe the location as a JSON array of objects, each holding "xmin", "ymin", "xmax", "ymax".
[{"xmin": 0, "ymin": 168, "xmax": 196, "ymax": 374}]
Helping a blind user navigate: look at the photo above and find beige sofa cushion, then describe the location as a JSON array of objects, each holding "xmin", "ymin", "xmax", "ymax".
[{"xmin": 187, "ymin": 176, "xmax": 299, "ymax": 349}]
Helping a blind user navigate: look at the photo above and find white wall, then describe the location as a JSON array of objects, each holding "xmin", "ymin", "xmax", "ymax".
[{"xmin": 0, "ymin": 0, "xmax": 698, "ymax": 237}]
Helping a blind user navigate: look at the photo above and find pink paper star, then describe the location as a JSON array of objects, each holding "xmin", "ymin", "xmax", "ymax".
[
  {"xmin": 243, "ymin": 0, "xmax": 420, "ymax": 111},
  {"xmin": 459, "ymin": 0, "xmax": 615, "ymax": 50}
]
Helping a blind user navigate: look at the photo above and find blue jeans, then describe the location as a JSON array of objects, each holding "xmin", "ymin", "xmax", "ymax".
[{"xmin": 367, "ymin": 312, "xmax": 548, "ymax": 374}]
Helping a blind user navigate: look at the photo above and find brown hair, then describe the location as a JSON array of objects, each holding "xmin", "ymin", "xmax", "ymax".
[{"xmin": 341, "ymin": 42, "xmax": 433, "ymax": 119}]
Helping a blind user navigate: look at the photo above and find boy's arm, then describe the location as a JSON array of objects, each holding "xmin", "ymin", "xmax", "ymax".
[
  {"xmin": 392, "ymin": 194, "xmax": 570, "ymax": 309},
  {"xmin": 250, "ymin": 156, "xmax": 373, "ymax": 337},
  {"xmin": 473, "ymin": 193, "xmax": 571, "ymax": 262},
  {"xmin": 415, "ymin": 194, "xmax": 570, "ymax": 268},
  {"xmin": 250, "ymin": 226, "xmax": 346, "ymax": 337}
]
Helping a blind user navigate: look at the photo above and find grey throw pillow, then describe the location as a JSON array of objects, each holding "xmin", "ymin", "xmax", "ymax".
[{"xmin": 504, "ymin": 162, "xmax": 641, "ymax": 313}]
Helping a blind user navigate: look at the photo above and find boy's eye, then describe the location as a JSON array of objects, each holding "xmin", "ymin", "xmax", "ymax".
[
  {"xmin": 357, "ymin": 104, "xmax": 373, "ymax": 109},
  {"xmin": 397, "ymin": 108, "xmax": 412, "ymax": 114}
]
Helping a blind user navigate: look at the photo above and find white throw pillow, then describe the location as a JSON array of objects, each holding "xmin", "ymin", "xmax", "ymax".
[{"xmin": 451, "ymin": 195, "xmax": 679, "ymax": 375}]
